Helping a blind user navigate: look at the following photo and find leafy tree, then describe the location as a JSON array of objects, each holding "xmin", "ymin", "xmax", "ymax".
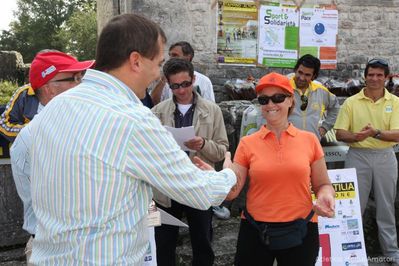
[
  {"xmin": 0, "ymin": 0, "xmax": 96, "ymax": 62},
  {"xmin": 57, "ymin": 2, "xmax": 97, "ymax": 61}
]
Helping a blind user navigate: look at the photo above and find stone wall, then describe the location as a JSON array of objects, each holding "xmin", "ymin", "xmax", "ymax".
[
  {"xmin": 96, "ymin": 0, "xmax": 399, "ymax": 102},
  {"xmin": 0, "ymin": 51, "xmax": 29, "ymax": 83}
]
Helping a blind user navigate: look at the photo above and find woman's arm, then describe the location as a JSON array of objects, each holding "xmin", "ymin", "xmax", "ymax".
[
  {"xmin": 310, "ymin": 157, "xmax": 335, "ymax": 218},
  {"xmin": 225, "ymin": 162, "xmax": 248, "ymax": 201}
]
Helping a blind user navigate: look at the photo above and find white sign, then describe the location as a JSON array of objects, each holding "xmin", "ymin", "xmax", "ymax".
[
  {"xmin": 142, "ymin": 227, "xmax": 157, "ymax": 266},
  {"xmin": 258, "ymin": 4, "xmax": 299, "ymax": 67},
  {"xmin": 316, "ymin": 168, "xmax": 368, "ymax": 266}
]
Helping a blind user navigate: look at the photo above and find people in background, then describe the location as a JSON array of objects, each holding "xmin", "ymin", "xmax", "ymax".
[
  {"xmin": 0, "ymin": 50, "xmax": 93, "ymax": 142},
  {"xmin": 150, "ymin": 41, "xmax": 215, "ymax": 105},
  {"xmin": 335, "ymin": 58, "xmax": 399, "ymax": 265},
  {"xmin": 152, "ymin": 58, "xmax": 229, "ymax": 266},
  {"xmin": 288, "ymin": 54, "xmax": 339, "ymax": 140}
]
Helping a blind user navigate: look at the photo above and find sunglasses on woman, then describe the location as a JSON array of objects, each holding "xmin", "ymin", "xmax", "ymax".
[{"xmin": 257, "ymin": 94, "xmax": 290, "ymax": 105}]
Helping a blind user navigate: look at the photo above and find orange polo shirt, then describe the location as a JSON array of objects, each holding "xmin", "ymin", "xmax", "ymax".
[{"xmin": 234, "ymin": 124, "xmax": 324, "ymax": 222}]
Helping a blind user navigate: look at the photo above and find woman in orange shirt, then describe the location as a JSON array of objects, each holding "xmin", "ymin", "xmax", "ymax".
[{"xmin": 227, "ymin": 72, "xmax": 335, "ymax": 266}]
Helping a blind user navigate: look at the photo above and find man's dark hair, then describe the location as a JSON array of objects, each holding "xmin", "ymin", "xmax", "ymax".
[
  {"xmin": 169, "ymin": 41, "xmax": 195, "ymax": 62},
  {"xmin": 163, "ymin": 58, "xmax": 194, "ymax": 81},
  {"xmin": 95, "ymin": 14, "xmax": 166, "ymax": 71},
  {"xmin": 294, "ymin": 54, "xmax": 321, "ymax": 79},
  {"xmin": 364, "ymin": 58, "xmax": 390, "ymax": 77}
]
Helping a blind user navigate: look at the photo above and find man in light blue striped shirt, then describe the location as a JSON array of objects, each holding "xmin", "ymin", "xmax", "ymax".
[{"xmin": 27, "ymin": 14, "xmax": 236, "ymax": 265}]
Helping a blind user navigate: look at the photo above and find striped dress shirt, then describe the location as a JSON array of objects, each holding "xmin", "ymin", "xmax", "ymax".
[{"xmin": 28, "ymin": 69, "xmax": 235, "ymax": 265}]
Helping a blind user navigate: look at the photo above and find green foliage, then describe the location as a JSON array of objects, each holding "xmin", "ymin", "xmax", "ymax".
[
  {"xmin": 57, "ymin": 4, "xmax": 97, "ymax": 61},
  {"xmin": 0, "ymin": 0, "xmax": 96, "ymax": 62},
  {"xmin": 0, "ymin": 80, "xmax": 19, "ymax": 105}
]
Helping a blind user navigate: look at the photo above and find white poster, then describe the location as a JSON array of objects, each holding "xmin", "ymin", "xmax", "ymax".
[
  {"xmin": 299, "ymin": 7, "xmax": 338, "ymax": 69},
  {"xmin": 316, "ymin": 168, "xmax": 368, "ymax": 266},
  {"xmin": 258, "ymin": 4, "xmax": 299, "ymax": 67}
]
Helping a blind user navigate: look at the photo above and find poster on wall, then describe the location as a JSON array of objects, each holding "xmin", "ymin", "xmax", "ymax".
[
  {"xmin": 299, "ymin": 6, "xmax": 338, "ymax": 69},
  {"xmin": 257, "ymin": 4, "xmax": 299, "ymax": 68},
  {"xmin": 316, "ymin": 168, "xmax": 368, "ymax": 266},
  {"xmin": 216, "ymin": 0, "xmax": 258, "ymax": 64}
]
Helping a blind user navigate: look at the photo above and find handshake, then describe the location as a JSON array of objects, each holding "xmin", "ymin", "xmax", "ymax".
[{"xmin": 193, "ymin": 151, "xmax": 244, "ymax": 201}]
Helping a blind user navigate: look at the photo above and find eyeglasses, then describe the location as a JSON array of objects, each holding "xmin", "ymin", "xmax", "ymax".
[
  {"xmin": 170, "ymin": 80, "xmax": 192, "ymax": 90},
  {"xmin": 367, "ymin": 58, "xmax": 388, "ymax": 67},
  {"xmin": 50, "ymin": 74, "xmax": 82, "ymax": 84},
  {"xmin": 257, "ymin": 94, "xmax": 290, "ymax": 105},
  {"xmin": 300, "ymin": 95, "xmax": 308, "ymax": 111}
]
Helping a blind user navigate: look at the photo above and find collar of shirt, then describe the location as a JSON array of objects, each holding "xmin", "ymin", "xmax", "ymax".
[
  {"xmin": 82, "ymin": 69, "xmax": 142, "ymax": 105},
  {"xmin": 289, "ymin": 76, "xmax": 322, "ymax": 96},
  {"xmin": 258, "ymin": 123, "xmax": 298, "ymax": 139},
  {"xmin": 358, "ymin": 88, "xmax": 393, "ymax": 102}
]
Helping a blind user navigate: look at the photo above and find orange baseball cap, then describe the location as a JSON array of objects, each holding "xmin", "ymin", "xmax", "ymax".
[{"xmin": 255, "ymin": 72, "xmax": 294, "ymax": 95}]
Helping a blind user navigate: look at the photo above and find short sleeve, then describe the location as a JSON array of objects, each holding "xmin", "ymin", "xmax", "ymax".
[
  {"xmin": 334, "ymin": 99, "xmax": 351, "ymax": 131},
  {"xmin": 311, "ymin": 134, "xmax": 324, "ymax": 163},
  {"xmin": 234, "ymin": 138, "xmax": 250, "ymax": 168}
]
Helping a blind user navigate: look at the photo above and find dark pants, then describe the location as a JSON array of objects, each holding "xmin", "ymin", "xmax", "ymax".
[
  {"xmin": 234, "ymin": 219, "xmax": 319, "ymax": 266},
  {"xmin": 155, "ymin": 200, "xmax": 214, "ymax": 266}
]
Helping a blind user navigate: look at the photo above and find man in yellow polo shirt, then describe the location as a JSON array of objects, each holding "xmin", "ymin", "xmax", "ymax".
[{"xmin": 335, "ymin": 58, "xmax": 399, "ymax": 264}]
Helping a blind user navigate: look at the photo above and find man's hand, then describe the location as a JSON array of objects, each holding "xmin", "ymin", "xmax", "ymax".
[
  {"xmin": 354, "ymin": 123, "xmax": 377, "ymax": 141},
  {"xmin": 184, "ymin": 136, "xmax": 204, "ymax": 151},
  {"xmin": 318, "ymin": 127, "xmax": 327, "ymax": 138},
  {"xmin": 193, "ymin": 156, "xmax": 214, "ymax": 171},
  {"xmin": 223, "ymin": 152, "xmax": 233, "ymax": 169}
]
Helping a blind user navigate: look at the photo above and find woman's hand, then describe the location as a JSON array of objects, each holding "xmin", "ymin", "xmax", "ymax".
[
  {"xmin": 313, "ymin": 189, "xmax": 335, "ymax": 218},
  {"xmin": 193, "ymin": 156, "xmax": 214, "ymax": 171}
]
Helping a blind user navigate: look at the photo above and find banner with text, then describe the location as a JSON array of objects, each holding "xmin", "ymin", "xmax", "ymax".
[
  {"xmin": 217, "ymin": 1, "xmax": 258, "ymax": 64},
  {"xmin": 316, "ymin": 168, "xmax": 368, "ymax": 266},
  {"xmin": 299, "ymin": 6, "xmax": 339, "ymax": 69},
  {"xmin": 258, "ymin": 4, "xmax": 299, "ymax": 68}
]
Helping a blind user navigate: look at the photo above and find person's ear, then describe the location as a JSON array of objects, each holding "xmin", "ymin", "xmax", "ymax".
[{"xmin": 129, "ymin": 51, "xmax": 141, "ymax": 72}]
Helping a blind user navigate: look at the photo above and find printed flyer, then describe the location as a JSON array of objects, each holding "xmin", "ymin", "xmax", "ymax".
[
  {"xmin": 258, "ymin": 4, "xmax": 299, "ymax": 67},
  {"xmin": 299, "ymin": 6, "xmax": 338, "ymax": 69},
  {"xmin": 316, "ymin": 168, "xmax": 368, "ymax": 266},
  {"xmin": 217, "ymin": 0, "xmax": 258, "ymax": 64}
]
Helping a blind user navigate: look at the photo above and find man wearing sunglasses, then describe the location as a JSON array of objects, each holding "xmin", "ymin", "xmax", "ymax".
[
  {"xmin": 8, "ymin": 51, "xmax": 94, "ymax": 265},
  {"xmin": 150, "ymin": 41, "xmax": 215, "ymax": 105},
  {"xmin": 288, "ymin": 54, "xmax": 340, "ymax": 140},
  {"xmin": 152, "ymin": 58, "xmax": 228, "ymax": 266},
  {"xmin": 0, "ymin": 51, "xmax": 94, "ymax": 142},
  {"xmin": 335, "ymin": 58, "xmax": 399, "ymax": 265}
]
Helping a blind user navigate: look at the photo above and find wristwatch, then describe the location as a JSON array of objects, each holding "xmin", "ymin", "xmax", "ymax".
[{"xmin": 373, "ymin": 129, "xmax": 381, "ymax": 139}]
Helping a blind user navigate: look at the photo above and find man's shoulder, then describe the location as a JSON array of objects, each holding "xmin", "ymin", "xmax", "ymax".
[
  {"xmin": 310, "ymin": 81, "xmax": 332, "ymax": 93},
  {"xmin": 194, "ymin": 71, "xmax": 212, "ymax": 84},
  {"xmin": 197, "ymin": 96, "xmax": 220, "ymax": 110},
  {"xmin": 11, "ymin": 84, "xmax": 36, "ymax": 99},
  {"xmin": 152, "ymin": 98, "xmax": 174, "ymax": 112}
]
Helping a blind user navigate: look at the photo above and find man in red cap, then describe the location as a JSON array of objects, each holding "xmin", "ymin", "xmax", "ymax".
[
  {"xmin": 0, "ymin": 50, "xmax": 94, "ymax": 142},
  {"xmin": 6, "ymin": 51, "xmax": 93, "ymax": 265}
]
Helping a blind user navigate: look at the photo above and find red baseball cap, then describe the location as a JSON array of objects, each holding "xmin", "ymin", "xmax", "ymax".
[
  {"xmin": 255, "ymin": 72, "xmax": 294, "ymax": 95},
  {"xmin": 29, "ymin": 51, "xmax": 95, "ymax": 90}
]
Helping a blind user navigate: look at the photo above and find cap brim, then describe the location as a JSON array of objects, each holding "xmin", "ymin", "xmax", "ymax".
[
  {"xmin": 256, "ymin": 83, "xmax": 293, "ymax": 94},
  {"xmin": 59, "ymin": 60, "xmax": 95, "ymax": 73}
]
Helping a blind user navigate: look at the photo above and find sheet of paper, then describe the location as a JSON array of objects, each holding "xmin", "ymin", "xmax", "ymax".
[
  {"xmin": 159, "ymin": 208, "xmax": 189, "ymax": 228},
  {"xmin": 164, "ymin": 125, "xmax": 195, "ymax": 152}
]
